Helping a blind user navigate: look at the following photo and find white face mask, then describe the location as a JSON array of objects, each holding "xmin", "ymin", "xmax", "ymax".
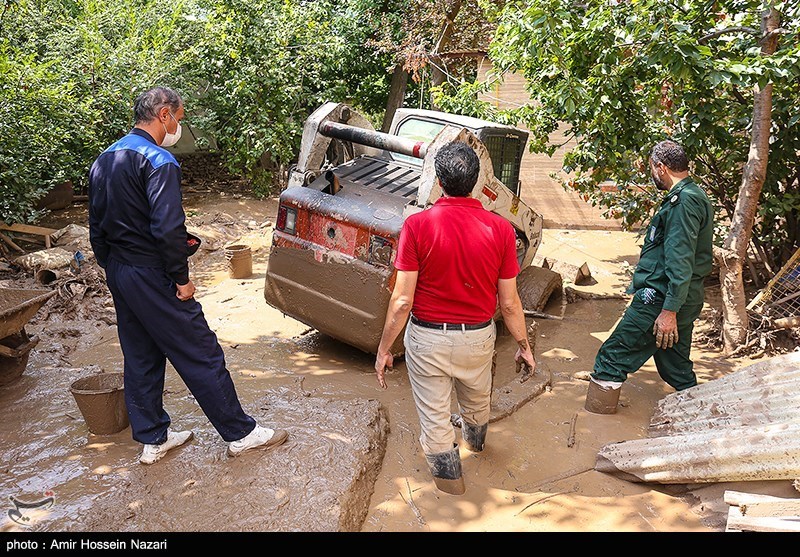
[{"xmin": 161, "ymin": 111, "xmax": 182, "ymax": 147}]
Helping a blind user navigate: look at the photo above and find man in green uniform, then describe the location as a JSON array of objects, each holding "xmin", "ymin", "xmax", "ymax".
[{"xmin": 584, "ymin": 140, "xmax": 714, "ymax": 414}]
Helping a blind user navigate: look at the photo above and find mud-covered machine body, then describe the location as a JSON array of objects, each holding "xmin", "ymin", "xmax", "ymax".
[{"xmin": 264, "ymin": 102, "xmax": 544, "ymax": 354}]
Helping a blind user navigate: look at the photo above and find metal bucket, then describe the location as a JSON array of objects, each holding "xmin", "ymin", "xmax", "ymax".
[
  {"xmin": 70, "ymin": 373, "xmax": 129, "ymax": 435},
  {"xmin": 0, "ymin": 330, "xmax": 39, "ymax": 386},
  {"xmin": 225, "ymin": 244, "xmax": 252, "ymax": 279}
]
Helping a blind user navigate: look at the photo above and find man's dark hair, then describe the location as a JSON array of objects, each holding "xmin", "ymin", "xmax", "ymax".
[
  {"xmin": 434, "ymin": 141, "xmax": 480, "ymax": 197},
  {"xmin": 650, "ymin": 140, "xmax": 689, "ymax": 172},
  {"xmin": 133, "ymin": 87, "xmax": 182, "ymax": 124}
]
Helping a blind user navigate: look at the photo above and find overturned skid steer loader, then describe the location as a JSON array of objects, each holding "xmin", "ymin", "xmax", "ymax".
[{"xmin": 264, "ymin": 102, "xmax": 544, "ymax": 355}]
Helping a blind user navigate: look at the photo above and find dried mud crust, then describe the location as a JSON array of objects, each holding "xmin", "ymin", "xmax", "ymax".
[{"xmin": 65, "ymin": 392, "xmax": 390, "ymax": 532}]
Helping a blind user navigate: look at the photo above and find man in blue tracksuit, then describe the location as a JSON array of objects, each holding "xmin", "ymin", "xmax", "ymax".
[{"xmin": 89, "ymin": 87, "xmax": 288, "ymax": 464}]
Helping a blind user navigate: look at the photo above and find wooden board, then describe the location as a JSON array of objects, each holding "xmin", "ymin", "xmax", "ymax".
[
  {"xmin": 0, "ymin": 223, "xmax": 58, "ymax": 248},
  {"xmin": 725, "ymin": 507, "xmax": 800, "ymax": 532},
  {"xmin": 725, "ymin": 490, "xmax": 800, "ymax": 532},
  {"xmin": 724, "ymin": 490, "xmax": 800, "ymax": 518},
  {"xmin": 542, "ymin": 258, "xmax": 592, "ymax": 285}
]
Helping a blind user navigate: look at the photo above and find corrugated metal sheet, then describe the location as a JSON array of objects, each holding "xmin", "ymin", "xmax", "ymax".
[{"xmin": 595, "ymin": 351, "xmax": 800, "ymax": 484}]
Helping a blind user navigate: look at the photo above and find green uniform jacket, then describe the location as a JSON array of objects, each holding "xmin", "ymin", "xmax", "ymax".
[{"xmin": 629, "ymin": 177, "xmax": 714, "ymax": 312}]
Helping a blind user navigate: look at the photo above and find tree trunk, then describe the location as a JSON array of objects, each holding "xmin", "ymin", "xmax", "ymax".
[
  {"xmin": 381, "ymin": 64, "xmax": 409, "ymax": 133},
  {"xmin": 716, "ymin": 5, "xmax": 780, "ymax": 354},
  {"xmin": 429, "ymin": 0, "xmax": 462, "ymax": 110}
]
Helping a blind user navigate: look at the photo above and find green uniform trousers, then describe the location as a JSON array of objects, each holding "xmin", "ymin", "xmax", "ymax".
[{"xmin": 592, "ymin": 289, "xmax": 702, "ymax": 391}]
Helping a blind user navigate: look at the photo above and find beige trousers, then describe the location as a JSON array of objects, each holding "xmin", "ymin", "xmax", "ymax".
[{"xmin": 404, "ymin": 320, "xmax": 496, "ymax": 455}]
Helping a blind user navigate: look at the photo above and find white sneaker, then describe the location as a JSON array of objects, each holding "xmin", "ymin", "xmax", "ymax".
[
  {"xmin": 227, "ymin": 425, "xmax": 288, "ymax": 457},
  {"xmin": 139, "ymin": 430, "xmax": 194, "ymax": 465}
]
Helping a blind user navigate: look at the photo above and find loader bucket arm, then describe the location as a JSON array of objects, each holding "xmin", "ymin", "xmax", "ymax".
[
  {"xmin": 288, "ymin": 102, "xmax": 383, "ymax": 188},
  {"xmin": 413, "ymin": 126, "xmax": 543, "ymax": 269}
]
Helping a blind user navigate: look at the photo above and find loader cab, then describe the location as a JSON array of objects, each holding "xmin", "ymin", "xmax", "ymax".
[{"xmin": 389, "ymin": 109, "xmax": 528, "ymax": 197}]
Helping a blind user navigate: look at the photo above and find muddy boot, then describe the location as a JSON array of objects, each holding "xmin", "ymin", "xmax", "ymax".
[
  {"xmin": 425, "ymin": 444, "xmax": 465, "ymax": 495},
  {"xmin": 584, "ymin": 376, "xmax": 622, "ymax": 414},
  {"xmin": 462, "ymin": 421, "xmax": 488, "ymax": 452}
]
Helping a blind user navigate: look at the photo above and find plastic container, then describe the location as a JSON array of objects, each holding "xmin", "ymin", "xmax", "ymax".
[
  {"xmin": 225, "ymin": 244, "xmax": 252, "ymax": 279},
  {"xmin": 70, "ymin": 373, "xmax": 129, "ymax": 435}
]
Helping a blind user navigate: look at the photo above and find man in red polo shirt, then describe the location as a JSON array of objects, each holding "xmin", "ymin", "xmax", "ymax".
[{"xmin": 375, "ymin": 140, "xmax": 536, "ymax": 495}]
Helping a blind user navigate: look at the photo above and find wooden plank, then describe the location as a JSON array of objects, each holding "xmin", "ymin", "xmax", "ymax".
[
  {"xmin": 724, "ymin": 490, "xmax": 800, "ymax": 517},
  {"xmin": 725, "ymin": 508, "xmax": 800, "ymax": 532},
  {"xmin": 0, "ymin": 232, "xmax": 24, "ymax": 253},
  {"xmin": 725, "ymin": 507, "xmax": 742, "ymax": 532},
  {"xmin": 0, "ymin": 223, "xmax": 58, "ymax": 236},
  {"xmin": 542, "ymin": 258, "xmax": 592, "ymax": 285},
  {"xmin": 0, "ymin": 223, "xmax": 58, "ymax": 248}
]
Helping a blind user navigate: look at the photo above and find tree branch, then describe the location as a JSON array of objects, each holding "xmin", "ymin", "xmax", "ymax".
[
  {"xmin": 730, "ymin": 85, "xmax": 748, "ymax": 105},
  {"xmin": 437, "ymin": 50, "xmax": 489, "ymax": 59},
  {"xmin": 759, "ymin": 27, "xmax": 788, "ymax": 45},
  {"xmin": 696, "ymin": 150, "xmax": 735, "ymax": 217},
  {"xmin": 698, "ymin": 26, "xmax": 759, "ymax": 44}
]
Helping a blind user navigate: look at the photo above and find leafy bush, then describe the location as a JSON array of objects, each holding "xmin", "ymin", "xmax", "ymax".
[
  {"xmin": 0, "ymin": 0, "xmax": 397, "ymax": 219},
  {"xmin": 0, "ymin": 46, "xmax": 93, "ymax": 223}
]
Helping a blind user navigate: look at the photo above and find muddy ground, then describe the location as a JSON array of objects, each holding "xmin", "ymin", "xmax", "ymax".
[{"xmin": 1, "ymin": 159, "xmax": 798, "ymax": 533}]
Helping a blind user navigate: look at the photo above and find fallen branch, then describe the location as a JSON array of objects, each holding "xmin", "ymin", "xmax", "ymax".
[
  {"xmin": 0, "ymin": 232, "xmax": 24, "ymax": 253},
  {"xmin": 515, "ymin": 489, "xmax": 576, "ymax": 516},
  {"xmin": 567, "ymin": 413, "xmax": 578, "ymax": 448},
  {"xmin": 401, "ymin": 478, "xmax": 426, "ymax": 526},
  {"xmin": 516, "ymin": 466, "xmax": 594, "ymax": 493},
  {"xmin": 523, "ymin": 310, "xmax": 563, "ymax": 321},
  {"xmin": 772, "ymin": 316, "xmax": 800, "ymax": 330},
  {"xmin": 296, "ymin": 376, "xmax": 310, "ymax": 397},
  {"xmin": 564, "ymin": 286, "xmax": 627, "ymax": 302},
  {"xmin": 767, "ymin": 290, "xmax": 800, "ymax": 308}
]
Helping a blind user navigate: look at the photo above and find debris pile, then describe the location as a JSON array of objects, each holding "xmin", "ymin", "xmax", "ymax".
[
  {"xmin": 594, "ymin": 352, "xmax": 800, "ymax": 485},
  {"xmin": 185, "ymin": 211, "xmax": 258, "ymax": 252},
  {"xmin": 177, "ymin": 152, "xmax": 250, "ymax": 194}
]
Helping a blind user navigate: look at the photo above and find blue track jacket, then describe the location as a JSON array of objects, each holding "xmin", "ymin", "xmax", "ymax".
[{"xmin": 88, "ymin": 128, "xmax": 190, "ymax": 285}]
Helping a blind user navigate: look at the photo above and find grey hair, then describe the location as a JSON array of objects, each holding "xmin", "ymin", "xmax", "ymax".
[
  {"xmin": 133, "ymin": 87, "xmax": 182, "ymax": 124},
  {"xmin": 650, "ymin": 140, "xmax": 689, "ymax": 172},
  {"xmin": 434, "ymin": 141, "xmax": 480, "ymax": 197}
]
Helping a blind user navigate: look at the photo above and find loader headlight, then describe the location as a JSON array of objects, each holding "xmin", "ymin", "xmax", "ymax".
[
  {"xmin": 277, "ymin": 205, "xmax": 297, "ymax": 235},
  {"xmin": 369, "ymin": 235, "xmax": 392, "ymax": 267}
]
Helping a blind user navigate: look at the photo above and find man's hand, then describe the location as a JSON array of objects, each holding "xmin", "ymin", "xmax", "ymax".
[
  {"xmin": 374, "ymin": 350, "xmax": 393, "ymax": 390},
  {"xmin": 176, "ymin": 280, "xmax": 195, "ymax": 301},
  {"xmin": 653, "ymin": 309, "xmax": 678, "ymax": 349},
  {"xmin": 514, "ymin": 342, "xmax": 536, "ymax": 374}
]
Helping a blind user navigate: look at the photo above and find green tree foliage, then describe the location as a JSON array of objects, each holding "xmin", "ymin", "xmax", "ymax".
[
  {"xmin": 0, "ymin": 0, "xmax": 398, "ymax": 222},
  {"xmin": 0, "ymin": 0, "xmax": 204, "ymax": 223},
  {"xmin": 438, "ymin": 0, "xmax": 800, "ymax": 269},
  {"xmin": 0, "ymin": 46, "xmax": 89, "ymax": 224},
  {"xmin": 186, "ymin": 0, "xmax": 398, "ymax": 194}
]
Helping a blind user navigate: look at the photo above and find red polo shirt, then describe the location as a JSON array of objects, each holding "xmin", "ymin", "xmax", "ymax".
[{"xmin": 394, "ymin": 196, "xmax": 520, "ymax": 323}]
